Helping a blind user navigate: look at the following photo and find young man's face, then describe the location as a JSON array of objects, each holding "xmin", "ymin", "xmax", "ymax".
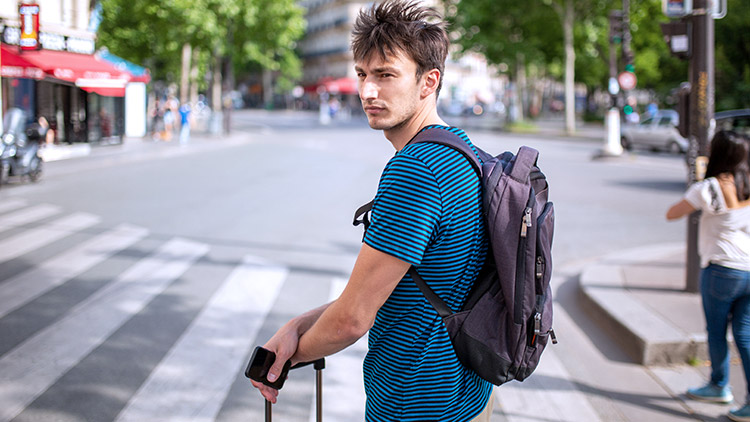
[{"xmin": 355, "ymin": 50, "xmax": 423, "ymax": 131}]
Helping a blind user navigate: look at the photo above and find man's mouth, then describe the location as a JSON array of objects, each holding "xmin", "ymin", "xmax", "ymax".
[{"xmin": 364, "ymin": 105, "xmax": 385, "ymax": 115}]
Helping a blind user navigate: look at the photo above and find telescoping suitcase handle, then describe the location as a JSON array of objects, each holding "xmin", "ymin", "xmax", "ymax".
[{"xmin": 265, "ymin": 358, "xmax": 326, "ymax": 422}]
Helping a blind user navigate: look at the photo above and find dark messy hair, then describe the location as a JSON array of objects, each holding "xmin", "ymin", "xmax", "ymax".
[
  {"xmin": 706, "ymin": 130, "xmax": 750, "ymax": 201},
  {"xmin": 351, "ymin": 0, "xmax": 449, "ymax": 98}
]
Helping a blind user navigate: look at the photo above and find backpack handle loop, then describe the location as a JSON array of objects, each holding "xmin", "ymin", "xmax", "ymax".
[{"xmin": 510, "ymin": 146, "xmax": 539, "ymax": 182}]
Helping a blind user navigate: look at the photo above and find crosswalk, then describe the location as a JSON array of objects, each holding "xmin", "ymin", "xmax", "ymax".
[
  {"xmin": 0, "ymin": 201, "xmax": 368, "ymax": 422},
  {"xmin": 0, "ymin": 200, "xmax": 596, "ymax": 422}
]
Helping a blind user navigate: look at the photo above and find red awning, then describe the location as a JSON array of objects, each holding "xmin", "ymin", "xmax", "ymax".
[
  {"xmin": 1, "ymin": 44, "xmax": 45, "ymax": 79},
  {"xmin": 1, "ymin": 46, "xmax": 131, "ymax": 97},
  {"xmin": 321, "ymin": 77, "xmax": 358, "ymax": 95},
  {"xmin": 304, "ymin": 77, "xmax": 359, "ymax": 95}
]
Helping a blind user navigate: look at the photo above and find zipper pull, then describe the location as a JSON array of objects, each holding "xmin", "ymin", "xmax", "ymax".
[
  {"xmin": 536, "ymin": 256, "xmax": 544, "ymax": 280},
  {"xmin": 549, "ymin": 329, "xmax": 558, "ymax": 344},
  {"xmin": 520, "ymin": 207, "xmax": 532, "ymax": 238}
]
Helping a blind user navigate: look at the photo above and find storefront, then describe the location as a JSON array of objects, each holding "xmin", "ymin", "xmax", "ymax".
[{"xmin": 1, "ymin": 43, "xmax": 135, "ymax": 144}]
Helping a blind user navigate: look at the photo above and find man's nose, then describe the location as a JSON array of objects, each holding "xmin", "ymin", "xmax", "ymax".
[{"xmin": 360, "ymin": 80, "xmax": 378, "ymax": 100}]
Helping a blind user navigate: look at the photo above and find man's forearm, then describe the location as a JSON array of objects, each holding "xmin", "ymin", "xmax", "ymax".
[
  {"xmin": 288, "ymin": 302, "xmax": 333, "ymax": 337},
  {"xmin": 292, "ymin": 300, "xmax": 366, "ymax": 364}
]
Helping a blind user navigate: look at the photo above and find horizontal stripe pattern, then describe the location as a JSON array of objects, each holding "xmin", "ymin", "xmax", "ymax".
[{"xmin": 363, "ymin": 126, "xmax": 491, "ymax": 421}]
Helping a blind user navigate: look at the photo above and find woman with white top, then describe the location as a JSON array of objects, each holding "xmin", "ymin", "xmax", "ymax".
[{"xmin": 667, "ymin": 130, "xmax": 750, "ymax": 422}]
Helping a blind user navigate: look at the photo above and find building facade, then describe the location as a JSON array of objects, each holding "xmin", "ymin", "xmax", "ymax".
[{"xmin": 0, "ymin": 0, "xmax": 148, "ymax": 143}]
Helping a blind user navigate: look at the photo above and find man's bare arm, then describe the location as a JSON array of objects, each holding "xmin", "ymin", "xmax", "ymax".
[
  {"xmin": 291, "ymin": 243, "xmax": 410, "ymax": 363},
  {"xmin": 252, "ymin": 243, "xmax": 410, "ymax": 403}
]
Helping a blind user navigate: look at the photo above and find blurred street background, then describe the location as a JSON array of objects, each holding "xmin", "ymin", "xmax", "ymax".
[{"xmin": 0, "ymin": 109, "xmax": 721, "ymax": 422}]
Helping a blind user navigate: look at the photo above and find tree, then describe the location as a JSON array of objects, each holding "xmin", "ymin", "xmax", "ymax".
[
  {"xmin": 447, "ymin": 0, "xmax": 610, "ymax": 134},
  {"xmin": 96, "ymin": 0, "xmax": 305, "ymax": 103},
  {"xmin": 715, "ymin": 0, "xmax": 750, "ymax": 110}
]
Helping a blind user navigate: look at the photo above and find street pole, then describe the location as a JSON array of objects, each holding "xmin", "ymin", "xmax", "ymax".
[
  {"xmin": 622, "ymin": 0, "xmax": 633, "ymax": 68},
  {"xmin": 685, "ymin": 0, "xmax": 714, "ymax": 293},
  {"xmin": 601, "ymin": 10, "xmax": 624, "ymax": 158}
]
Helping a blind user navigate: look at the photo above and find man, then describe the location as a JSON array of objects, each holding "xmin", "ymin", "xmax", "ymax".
[{"xmin": 251, "ymin": 1, "xmax": 493, "ymax": 420}]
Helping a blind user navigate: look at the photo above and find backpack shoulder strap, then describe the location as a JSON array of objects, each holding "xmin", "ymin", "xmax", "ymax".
[
  {"xmin": 404, "ymin": 127, "xmax": 487, "ymax": 318},
  {"xmin": 409, "ymin": 127, "xmax": 483, "ymax": 178},
  {"xmin": 409, "ymin": 267, "xmax": 453, "ymax": 318}
]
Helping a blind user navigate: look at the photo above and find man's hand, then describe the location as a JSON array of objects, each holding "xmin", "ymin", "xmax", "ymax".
[
  {"xmin": 249, "ymin": 302, "xmax": 333, "ymax": 403},
  {"xmin": 249, "ymin": 322, "xmax": 300, "ymax": 403}
]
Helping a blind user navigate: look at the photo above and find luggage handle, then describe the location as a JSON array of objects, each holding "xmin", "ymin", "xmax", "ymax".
[{"xmin": 265, "ymin": 358, "xmax": 325, "ymax": 422}]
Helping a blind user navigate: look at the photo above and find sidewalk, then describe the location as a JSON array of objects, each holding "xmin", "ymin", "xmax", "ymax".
[
  {"xmin": 39, "ymin": 129, "xmax": 248, "ymax": 163},
  {"xmin": 579, "ymin": 243, "xmax": 711, "ymax": 366},
  {"xmin": 578, "ymin": 243, "xmax": 750, "ymax": 420}
]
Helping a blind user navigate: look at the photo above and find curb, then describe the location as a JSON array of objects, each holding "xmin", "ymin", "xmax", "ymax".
[{"xmin": 578, "ymin": 243, "xmax": 715, "ymax": 365}]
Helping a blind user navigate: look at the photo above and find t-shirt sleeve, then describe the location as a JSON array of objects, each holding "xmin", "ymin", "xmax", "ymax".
[
  {"xmin": 685, "ymin": 178, "xmax": 725, "ymax": 214},
  {"xmin": 364, "ymin": 151, "xmax": 442, "ymax": 266}
]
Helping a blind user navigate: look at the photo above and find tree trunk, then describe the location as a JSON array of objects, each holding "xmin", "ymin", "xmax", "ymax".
[
  {"xmin": 563, "ymin": 0, "xmax": 576, "ymax": 134},
  {"xmin": 189, "ymin": 49, "xmax": 199, "ymax": 106},
  {"xmin": 210, "ymin": 50, "xmax": 223, "ymax": 134},
  {"xmin": 180, "ymin": 43, "xmax": 192, "ymax": 105},
  {"xmin": 262, "ymin": 69, "xmax": 273, "ymax": 109}
]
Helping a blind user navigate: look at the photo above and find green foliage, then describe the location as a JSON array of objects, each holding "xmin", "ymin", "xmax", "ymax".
[
  {"xmin": 445, "ymin": 0, "xmax": 562, "ymax": 78},
  {"xmin": 627, "ymin": 0, "xmax": 687, "ymax": 98},
  {"xmin": 96, "ymin": 0, "xmax": 305, "ymax": 88},
  {"xmin": 715, "ymin": 0, "xmax": 750, "ymax": 110}
]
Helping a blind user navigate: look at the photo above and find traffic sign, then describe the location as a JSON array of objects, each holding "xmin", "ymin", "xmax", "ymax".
[{"xmin": 617, "ymin": 71, "xmax": 637, "ymax": 91}]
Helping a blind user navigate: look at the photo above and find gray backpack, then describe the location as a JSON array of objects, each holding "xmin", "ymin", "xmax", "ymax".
[{"xmin": 354, "ymin": 127, "xmax": 556, "ymax": 385}]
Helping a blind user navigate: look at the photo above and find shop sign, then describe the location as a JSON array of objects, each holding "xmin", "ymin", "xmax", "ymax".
[
  {"xmin": 67, "ymin": 37, "xmax": 95, "ymax": 54},
  {"xmin": 19, "ymin": 3, "xmax": 41, "ymax": 51},
  {"xmin": 3, "ymin": 26, "xmax": 95, "ymax": 55},
  {"xmin": 39, "ymin": 32, "xmax": 66, "ymax": 51}
]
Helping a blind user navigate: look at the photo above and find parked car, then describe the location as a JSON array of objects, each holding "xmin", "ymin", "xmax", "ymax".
[
  {"xmin": 620, "ymin": 110, "xmax": 688, "ymax": 154},
  {"xmin": 714, "ymin": 109, "xmax": 750, "ymax": 137}
]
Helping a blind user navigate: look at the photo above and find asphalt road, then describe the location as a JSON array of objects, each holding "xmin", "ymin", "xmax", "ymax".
[{"xmin": 0, "ymin": 109, "xmax": 699, "ymax": 421}]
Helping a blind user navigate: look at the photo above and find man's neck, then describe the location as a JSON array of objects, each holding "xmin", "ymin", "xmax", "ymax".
[{"xmin": 385, "ymin": 106, "xmax": 446, "ymax": 151}]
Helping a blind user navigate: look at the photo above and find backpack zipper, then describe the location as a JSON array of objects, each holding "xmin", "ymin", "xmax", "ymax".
[
  {"xmin": 515, "ymin": 202, "xmax": 534, "ymax": 324},
  {"xmin": 520, "ymin": 207, "xmax": 532, "ymax": 237}
]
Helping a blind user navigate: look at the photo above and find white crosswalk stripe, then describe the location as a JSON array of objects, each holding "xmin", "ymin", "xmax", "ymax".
[
  {"xmin": 315, "ymin": 277, "xmax": 367, "ymax": 422},
  {"xmin": 494, "ymin": 346, "xmax": 600, "ymax": 422},
  {"xmin": 0, "ymin": 237, "xmax": 208, "ymax": 422},
  {"xmin": 0, "ymin": 223, "xmax": 148, "ymax": 318},
  {"xmin": 0, "ymin": 212, "xmax": 100, "ymax": 263},
  {"xmin": 0, "ymin": 198, "xmax": 28, "ymax": 214},
  {"xmin": 0, "ymin": 203, "xmax": 60, "ymax": 233},
  {"xmin": 115, "ymin": 255, "xmax": 288, "ymax": 422}
]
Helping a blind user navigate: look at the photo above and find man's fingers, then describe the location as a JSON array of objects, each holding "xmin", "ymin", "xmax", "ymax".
[{"xmin": 250, "ymin": 379, "xmax": 279, "ymax": 404}]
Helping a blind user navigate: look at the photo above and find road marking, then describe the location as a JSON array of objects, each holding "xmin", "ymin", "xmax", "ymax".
[
  {"xmin": 0, "ymin": 204, "xmax": 60, "ymax": 233},
  {"xmin": 115, "ymin": 255, "xmax": 287, "ymax": 422},
  {"xmin": 494, "ymin": 340, "xmax": 600, "ymax": 422},
  {"xmin": 0, "ymin": 223, "xmax": 148, "ymax": 318},
  {"xmin": 0, "ymin": 212, "xmax": 100, "ymax": 263},
  {"xmin": 0, "ymin": 199, "xmax": 27, "ymax": 214},
  {"xmin": 314, "ymin": 277, "xmax": 367, "ymax": 422},
  {"xmin": 0, "ymin": 238, "xmax": 208, "ymax": 422}
]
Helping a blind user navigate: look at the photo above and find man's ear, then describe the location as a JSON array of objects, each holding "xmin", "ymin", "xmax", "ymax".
[{"xmin": 421, "ymin": 69, "xmax": 441, "ymax": 99}]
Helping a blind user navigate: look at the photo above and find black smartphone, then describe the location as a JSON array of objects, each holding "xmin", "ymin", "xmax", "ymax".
[{"xmin": 245, "ymin": 346, "xmax": 291, "ymax": 390}]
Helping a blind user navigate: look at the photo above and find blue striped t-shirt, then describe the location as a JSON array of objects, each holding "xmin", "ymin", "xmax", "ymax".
[{"xmin": 362, "ymin": 126, "xmax": 493, "ymax": 421}]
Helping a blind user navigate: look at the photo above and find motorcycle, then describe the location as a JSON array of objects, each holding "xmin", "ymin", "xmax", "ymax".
[{"xmin": 1, "ymin": 108, "xmax": 44, "ymax": 187}]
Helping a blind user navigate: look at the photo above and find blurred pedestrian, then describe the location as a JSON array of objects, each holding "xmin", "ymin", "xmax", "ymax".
[
  {"xmin": 667, "ymin": 130, "xmax": 750, "ymax": 421},
  {"xmin": 249, "ymin": 1, "xmax": 494, "ymax": 420},
  {"xmin": 178, "ymin": 103, "xmax": 191, "ymax": 145},
  {"xmin": 37, "ymin": 116, "xmax": 54, "ymax": 145}
]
